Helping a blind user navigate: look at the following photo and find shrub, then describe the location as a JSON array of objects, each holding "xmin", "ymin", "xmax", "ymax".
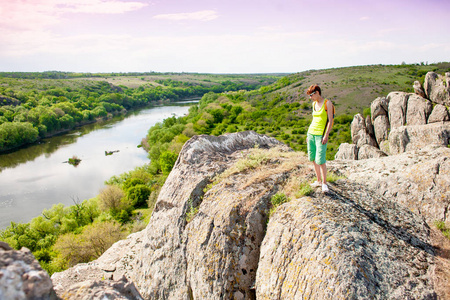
[
  {"xmin": 98, "ymin": 185, "xmax": 126, "ymax": 213},
  {"xmin": 123, "ymin": 178, "xmax": 144, "ymax": 190},
  {"xmin": 159, "ymin": 151, "xmax": 178, "ymax": 175},
  {"xmin": 53, "ymin": 220, "xmax": 124, "ymax": 267},
  {"xmin": 127, "ymin": 184, "xmax": 151, "ymax": 208}
]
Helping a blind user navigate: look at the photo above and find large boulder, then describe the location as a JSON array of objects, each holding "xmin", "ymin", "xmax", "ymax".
[
  {"xmin": 351, "ymin": 114, "xmax": 377, "ymax": 147},
  {"xmin": 59, "ymin": 276, "xmax": 143, "ymax": 300},
  {"xmin": 370, "ymin": 96, "xmax": 389, "ymax": 121},
  {"xmin": 357, "ymin": 144, "xmax": 387, "ymax": 160},
  {"xmin": 329, "ymin": 145, "xmax": 450, "ymax": 226},
  {"xmin": 365, "ymin": 115, "xmax": 375, "ymax": 137},
  {"xmin": 413, "ymin": 80, "xmax": 426, "ymax": 98},
  {"xmin": 387, "ymin": 92, "xmax": 408, "ymax": 129},
  {"xmin": 0, "ymin": 242, "xmax": 57, "ymax": 300},
  {"xmin": 52, "ymin": 131, "xmax": 289, "ymax": 299},
  {"xmin": 370, "ymin": 97, "xmax": 390, "ymax": 146},
  {"xmin": 256, "ymin": 180, "xmax": 437, "ymax": 299},
  {"xmin": 406, "ymin": 94, "xmax": 433, "ymax": 125},
  {"xmin": 424, "ymin": 72, "xmax": 450, "ymax": 106},
  {"xmin": 428, "ymin": 104, "xmax": 450, "ymax": 123},
  {"xmin": 373, "ymin": 114, "xmax": 390, "ymax": 146},
  {"xmin": 335, "ymin": 143, "xmax": 358, "ymax": 160},
  {"xmin": 389, "ymin": 122, "xmax": 450, "ymax": 155}
]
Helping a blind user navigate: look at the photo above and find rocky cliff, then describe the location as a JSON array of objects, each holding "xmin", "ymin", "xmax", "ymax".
[{"xmin": 44, "ymin": 131, "xmax": 450, "ymax": 299}]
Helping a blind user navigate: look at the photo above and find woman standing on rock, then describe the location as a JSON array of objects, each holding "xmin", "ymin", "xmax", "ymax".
[{"xmin": 306, "ymin": 84, "xmax": 334, "ymax": 192}]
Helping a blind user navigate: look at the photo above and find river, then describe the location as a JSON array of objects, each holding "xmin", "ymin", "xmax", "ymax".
[{"xmin": 0, "ymin": 103, "xmax": 193, "ymax": 229}]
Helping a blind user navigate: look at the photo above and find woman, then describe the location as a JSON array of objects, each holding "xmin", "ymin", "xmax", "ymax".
[{"xmin": 306, "ymin": 84, "xmax": 334, "ymax": 192}]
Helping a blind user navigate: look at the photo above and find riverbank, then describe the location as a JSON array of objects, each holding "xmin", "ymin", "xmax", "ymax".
[
  {"xmin": 0, "ymin": 104, "xmax": 192, "ymax": 229},
  {"xmin": 0, "ymin": 99, "xmax": 198, "ymax": 155}
]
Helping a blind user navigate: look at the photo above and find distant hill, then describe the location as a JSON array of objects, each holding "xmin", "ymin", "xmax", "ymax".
[
  {"xmin": 249, "ymin": 62, "xmax": 450, "ymax": 116},
  {"xmin": 159, "ymin": 62, "xmax": 450, "ymax": 160}
]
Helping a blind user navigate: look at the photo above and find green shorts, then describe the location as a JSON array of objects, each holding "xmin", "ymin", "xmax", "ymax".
[{"xmin": 307, "ymin": 133, "xmax": 327, "ymax": 165}]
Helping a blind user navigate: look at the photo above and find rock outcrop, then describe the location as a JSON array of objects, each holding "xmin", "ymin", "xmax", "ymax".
[
  {"xmin": 350, "ymin": 114, "xmax": 377, "ymax": 148},
  {"xmin": 334, "ymin": 143, "xmax": 358, "ymax": 160},
  {"xmin": 257, "ymin": 181, "xmax": 436, "ymax": 299},
  {"xmin": 336, "ymin": 72, "xmax": 450, "ymax": 160},
  {"xmin": 0, "ymin": 241, "xmax": 57, "ymax": 300},
  {"xmin": 389, "ymin": 123, "xmax": 450, "ymax": 155},
  {"xmin": 429, "ymin": 104, "xmax": 450, "ymax": 123},
  {"xmin": 52, "ymin": 131, "xmax": 290, "ymax": 299},
  {"xmin": 49, "ymin": 131, "xmax": 450, "ymax": 299},
  {"xmin": 414, "ymin": 80, "xmax": 426, "ymax": 98},
  {"xmin": 424, "ymin": 71, "xmax": 450, "ymax": 106}
]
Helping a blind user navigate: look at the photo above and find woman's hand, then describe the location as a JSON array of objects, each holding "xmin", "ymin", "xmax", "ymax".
[{"xmin": 322, "ymin": 135, "xmax": 328, "ymax": 144}]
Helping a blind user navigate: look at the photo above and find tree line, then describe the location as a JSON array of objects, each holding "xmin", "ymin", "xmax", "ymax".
[{"xmin": 0, "ymin": 75, "xmax": 276, "ymax": 152}]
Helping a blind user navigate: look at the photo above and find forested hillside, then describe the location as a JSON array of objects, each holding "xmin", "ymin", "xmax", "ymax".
[{"xmin": 0, "ymin": 72, "xmax": 281, "ymax": 152}]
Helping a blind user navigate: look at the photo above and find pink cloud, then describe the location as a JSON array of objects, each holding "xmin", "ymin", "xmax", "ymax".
[
  {"xmin": 57, "ymin": 0, "xmax": 148, "ymax": 14},
  {"xmin": 0, "ymin": 0, "xmax": 148, "ymax": 32},
  {"xmin": 153, "ymin": 10, "xmax": 218, "ymax": 22}
]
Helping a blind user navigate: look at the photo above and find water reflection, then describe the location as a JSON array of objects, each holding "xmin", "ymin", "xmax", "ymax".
[{"xmin": 0, "ymin": 104, "xmax": 192, "ymax": 229}]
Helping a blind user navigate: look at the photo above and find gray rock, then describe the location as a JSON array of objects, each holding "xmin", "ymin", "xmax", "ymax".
[
  {"xmin": 446, "ymin": 72, "xmax": 450, "ymax": 94},
  {"xmin": 379, "ymin": 140, "xmax": 390, "ymax": 154},
  {"xmin": 351, "ymin": 114, "xmax": 377, "ymax": 147},
  {"xmin": 414, "ymin": 80, "xmax": 426, "ymax": 98},
  {"xmin": 257, "ymin": 180, "xmax": 437, "ymax": 299},
  {"xmin": 357, "ymin": 144, "xmax": 388, "ymax": 159},
  {"xmin": 52, "ymin": 131, "xmax": 289, "ymax": 299},
  {"xmin": 370, "ymin": 97, "xmax": 388, "ymax": 122},
  {"xmin": 428, "ymin": 104, "xmax": 450, "ymax": 123},
  {"xmin": 0, "ymin": 245, "xmax": 57, "ymax": 300},
  {"xmin": 365, "ymin": 115, "xmax": 375, "ymax": 137},
  {"xmin": 351, "ymin": 113, "xmax": 366, "ymax": 145},
  {"xmin": 335, "ymin": 143, "xmax": 358, "ymax": 160},
  {"xmin": 388, "ymin": 92, "xmax": 408, "ymax": 129},
  {"xmin": 406, "ymin": 94, "xmax": 433, "ymax": 125},
  {"xmin": 373, "ymin": 114, "xmax": 390, "ymax": 146},
  {"xmin": 329, "ymin": 145, "xmax": 450, "ymax": 226},
  {"xmin": 60, "ymin": 276, "xmax": 143, "ymax": 300},
  {"xmin": 389, "ymin": 122, "xmax": 450, "ymax": 154},
  {"xmin": 51, "ymin": 132, "xmax": 450, "ymax": 300},
  {"xmin": 424, "ymin": 72, "xmax": 450, "ymax": 106}
]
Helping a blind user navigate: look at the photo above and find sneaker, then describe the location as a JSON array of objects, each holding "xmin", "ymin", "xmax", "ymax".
[
  {"xmin": 310, "ymin": 181, "xmax": 322, "ymax": 188},
  {"xmin": 322, "ymin": 184, "xmax": 329, "ymax": 193}
]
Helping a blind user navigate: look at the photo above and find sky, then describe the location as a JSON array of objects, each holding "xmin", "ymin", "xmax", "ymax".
[{"xmin": 0, "ymin": 0, "xmax": 449, "ymax": 73}]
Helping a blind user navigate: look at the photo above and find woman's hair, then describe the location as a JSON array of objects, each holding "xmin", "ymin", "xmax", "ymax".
[{"xmin": 306, "ymin": 84, "xmax": 321, "ymax": 95}]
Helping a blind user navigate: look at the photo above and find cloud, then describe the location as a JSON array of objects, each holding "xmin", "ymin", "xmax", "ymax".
[
  {"xmin": 57, "ymin": 0, "xmax": 148, "ymax": 14},
  {"xmin": 153, "ymin": 10, "xmax": 218, "ymax": 21},
  {"xmin": 0, "ymin": 0, "xmax": 148, "ymax": 32},
  {"xmin": 359, "ymin": 16, "xmax": 370, "ymax": 21}
]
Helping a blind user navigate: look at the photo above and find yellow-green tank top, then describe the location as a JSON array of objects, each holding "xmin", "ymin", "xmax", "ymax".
[{"xmin": 307, "ymin": 100, "xmax": 328, "ymax": 135}]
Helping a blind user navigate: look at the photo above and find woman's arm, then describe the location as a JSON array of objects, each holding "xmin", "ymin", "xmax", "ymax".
[{"xmin": 322, "ymin": 101, "xmax": 334, "ymax": 144}]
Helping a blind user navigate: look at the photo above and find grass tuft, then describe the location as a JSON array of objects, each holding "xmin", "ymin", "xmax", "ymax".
[
  {"xmin": 186, "ymin": 199, "xmax": 199, "ymax": 223},
  {"xmin": 326, "ymin": 171, "xmax": 345, "ymax": 183},
  {"xmin": 295, "ymin": 182, "xmax": 313, "ymax": 198},
  {"xmin": 268, "ymin": 193, "xmax": 289, "ymax": 218},
  {"xmin": 435, "ymin": 220, "xmax": 450, "ymax": 239}
]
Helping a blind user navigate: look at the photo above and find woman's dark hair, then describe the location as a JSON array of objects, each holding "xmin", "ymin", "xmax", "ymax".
[{"xmin": 306, "ymin": 84, "xmax": 321, "ymax": 96}]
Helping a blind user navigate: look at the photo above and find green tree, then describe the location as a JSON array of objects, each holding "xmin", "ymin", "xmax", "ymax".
[
  {"xmin": 159, "ymin": 151, "xmax": 178, "ymax": 174},
  {"xmin": 127, "ymin": 184, "xmax": 151, "ymax": 208}
]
